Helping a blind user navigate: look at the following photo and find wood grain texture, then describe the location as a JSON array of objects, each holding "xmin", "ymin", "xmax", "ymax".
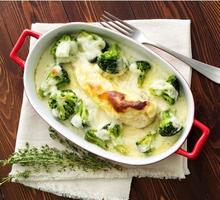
[{"xmin": 0, "ymin": 1, "xmax": 220, "ymax": 200}]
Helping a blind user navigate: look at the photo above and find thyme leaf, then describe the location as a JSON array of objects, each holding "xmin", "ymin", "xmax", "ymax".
[
  {"xmin": 0, "ymin": 170, "xmax": 31, "ymax": 186},
  {"xmin": 0, "ymin": 127, "xmax": 122, "ymax": 185}
]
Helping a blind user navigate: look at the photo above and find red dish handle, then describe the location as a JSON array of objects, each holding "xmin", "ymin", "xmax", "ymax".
[
  {"xmin": 176, "ymin": 119, "xmax": 210, "ymax": 159},
  {"xmin": 10, "ymin": 29, "xmax": 41, "ymax": 69}
]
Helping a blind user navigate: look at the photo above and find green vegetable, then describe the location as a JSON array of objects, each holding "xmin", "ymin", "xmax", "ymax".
[
  {"xmin": 71, "ymin": 99, "xmax": 89, "ymax": 128},
  {"xmin": 51, "ymin": 34, "xmax": 78, "ymax": 64},
  {"xmin": 162, "ymin": 91, "xmax": 176, "ymax": 105},
  {"xmin": 51, "ymin": 34, "xmax": 72, "ymax": 56},
  {"xmin": 136, "ymin": 132, "xmax": 155, "ymax": 153},
  {"xmin": 0, "ymin": 128, "xmax": 121, "ymax": 185},
  {"xmin": 136, "ymin": 60, "xmax": 151, "ymax": 87},
  {"xmin": 97, "ymin": 43, "xmax": 127, "ymax": 74},
  {"xmin": 158, "ymin": 110, "xmax": 182, "ymax": 137},
  {"xmin": 114, "ymin": 144, "xmax": 128, "ymax": 155},
  {"xmin": 84, "ymin": 123, "xmax": 122, "ymax": 149},
  {"xmin": 58, "ymin": 69, "xmax": 69, "ymax": 86},
  {"xmin": 48, "ymin": 89, "xmax": 77, "ymax": 120},
  {"xmin": 84, "ymin": 129, "xmax": 108, "ymax": 149},
  {"xmin": 77, "ymin": 31, "xmax": 106, "ymax": 62},
  {"xmin": 149, "ymin": 78, "xmax": 179, "ymax": 105},
  {"xmin": 38, "ymin": 65, "xmax": 70, "ymax": 97},
  {"xmin": 167, "ymin": 75, "xmax": 180, "ymax": 93},
  {"xmin": 102, "ymin": 123, "xmax": 122, "ymax": 138},
  {"xmin": 0, "ymin": 170, "xmax": 31, "ymax": 186}
]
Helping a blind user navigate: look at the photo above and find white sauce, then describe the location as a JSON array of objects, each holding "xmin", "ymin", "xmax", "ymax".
[
  {"xmin": 149, "ymin": 80, "xmax": 178, "ymax": 100},
  {"xmin": 71, "ymin": 114, "xmax": 83, "ymax": 128},
  {"xmin": 77, "ymin": 34, "xmax": 105, "ymax": 61},
  {"xmin": 56, "ymin": 41, "xmax": 71, "ymax": 58},
  {"xmin": 96, "ymin": 129, "xmax": 110, "ymax": 141}
]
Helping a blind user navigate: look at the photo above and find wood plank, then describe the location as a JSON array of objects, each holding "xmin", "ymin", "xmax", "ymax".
[
  {"xmin": 0, "ymin": 1, "xmax": 70, "ymax": 200},
  {"xmin": 62, "ymin": 1, "xmax": 135, "ymax": 22},
  {"xmin": 199, "ymin": 2, "xmax": 220, "ymax": 52}
]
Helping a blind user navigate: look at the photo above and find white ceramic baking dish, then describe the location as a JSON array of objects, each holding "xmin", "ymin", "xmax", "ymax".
[{"xmin": 10, "ymin": 23, "xmax": 210, "ymax": 166}]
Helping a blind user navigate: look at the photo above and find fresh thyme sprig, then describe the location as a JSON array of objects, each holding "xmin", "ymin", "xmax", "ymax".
[
  {"xmin": 0, "ymin": 127, "xmax": 122, "ymax": 185},
  {"xmin": 1, "ymin": 143, "xmax": 120, "ymax": 172},
  {"xmin": 0, "ymin": 170, "xmax": 31, "ymax": 186}
]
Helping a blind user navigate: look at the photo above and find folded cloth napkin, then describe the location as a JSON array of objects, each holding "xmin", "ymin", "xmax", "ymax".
[{"xmin": 10, "ymin": 20, "xmax": 192, "ymax": 200}]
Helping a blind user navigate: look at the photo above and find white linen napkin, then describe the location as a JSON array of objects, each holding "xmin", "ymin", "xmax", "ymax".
[{"xmin": 10, "ymin": 20, "xmax": 192, "ymax": 200}]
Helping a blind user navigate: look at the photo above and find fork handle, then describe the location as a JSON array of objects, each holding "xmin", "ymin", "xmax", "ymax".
[{"xmin": 143, "ymin": 42, "xmax": 220, "ymax": 84}]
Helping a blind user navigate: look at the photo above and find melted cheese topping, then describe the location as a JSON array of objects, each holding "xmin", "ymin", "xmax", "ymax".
[
  {"xmin": 77, "ymin": 34, "xmax": 105, "ymax": 61},
  {"xmin": 56, "ymin": 41, "xmax": 71, "ymax": 58},
  {"xmin": 149, "ymin": 80, "xmax": 178, "ymax": 101}
]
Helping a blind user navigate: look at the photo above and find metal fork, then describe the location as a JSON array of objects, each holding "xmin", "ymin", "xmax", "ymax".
[{"xmin": 100, "ymin": 11, "xmax": 220, "ymax": 84}]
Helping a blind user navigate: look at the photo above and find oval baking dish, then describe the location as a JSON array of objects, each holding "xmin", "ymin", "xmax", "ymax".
[{"xmin": 10, "ymin": 23, "xmax": 210, "ymax": 165}]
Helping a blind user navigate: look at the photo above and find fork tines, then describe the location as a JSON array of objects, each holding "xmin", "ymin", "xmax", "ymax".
[{"xmin": 100, "ymin": 11, "xmax": 136, "ymax": 36}]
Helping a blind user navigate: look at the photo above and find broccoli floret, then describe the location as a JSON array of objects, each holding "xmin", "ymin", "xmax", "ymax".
[
  {"xmin": 149, "ymin": 78, "xmax": 179, "ymax": 105},
  {"xmin": 129, "ymin": 60, "xmax": 151, "ymax": 87},
  {"xmin": 84, "ymin": 129, "xmax": 108, "ymax": 149},
  {"xmin": 51, "ymin": 34, "xmax": 77, "ymax": 64},
  {"xmin": 136, "ymin": 61, "xmax": 151, "ymax": 87},
  {"xmin": 77, "ymin": 31, "xmax": 106, "ymax": 62},
  {"xmin": 50, "ymin": 66, "xmax": 70, "ymax": 88},
  {"xmin": 51, "ymin": 34, "xmax": 72, "ymax": 56},
  {"xmin": 48, "ymin": 89, "xmax": 77, "ymax": 121},
  {"xmin": 102, "ymin": 123, "xmax": 122, "ymax": 138},
  {"xmin": 167, "ymin": 75, "xmax": 180, "ymax": 93},
  {"xmin": 158, "ymin": 110, "xmax": 182, "ymax": 137},
  {"xmin": 94, "ymin": 123, "xmax": 122, "ymax": 142},
  {"xmin": 97, "ymin": 43, "xmax": 127, "ymax": 75},
  {"xmin": 84, "ymin": 123, "xmax": 122, "ymax": 150},
  {"xmin": 38, "ymin": 65, "xmax": 70, "ymax": 97},
  {"xmin": 71, "ymin": 99, "xmax": 89, "ymax": 128},
  {"xmin": 136, "ymin": 132, "xmax": 156, "ymax": 153},
  {"xmin": 114, "ymin": 144, "xmax": 128, "ymax": 155}
]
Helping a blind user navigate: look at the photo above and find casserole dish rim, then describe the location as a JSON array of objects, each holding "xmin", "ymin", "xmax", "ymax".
[{"xmin": 22, "ymin": 22, "xmax": 195, "ymax": 165}]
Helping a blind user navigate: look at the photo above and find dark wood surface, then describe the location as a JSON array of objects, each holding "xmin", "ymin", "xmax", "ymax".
[{"xmin": 0, "ymin": 1, "xmax": 220, "ymax": 200}]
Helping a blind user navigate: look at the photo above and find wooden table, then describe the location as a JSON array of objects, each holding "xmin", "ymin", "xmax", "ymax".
[{"xmin": 0, "ymin": 1, "xmax": 220, "ymax": 200}]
